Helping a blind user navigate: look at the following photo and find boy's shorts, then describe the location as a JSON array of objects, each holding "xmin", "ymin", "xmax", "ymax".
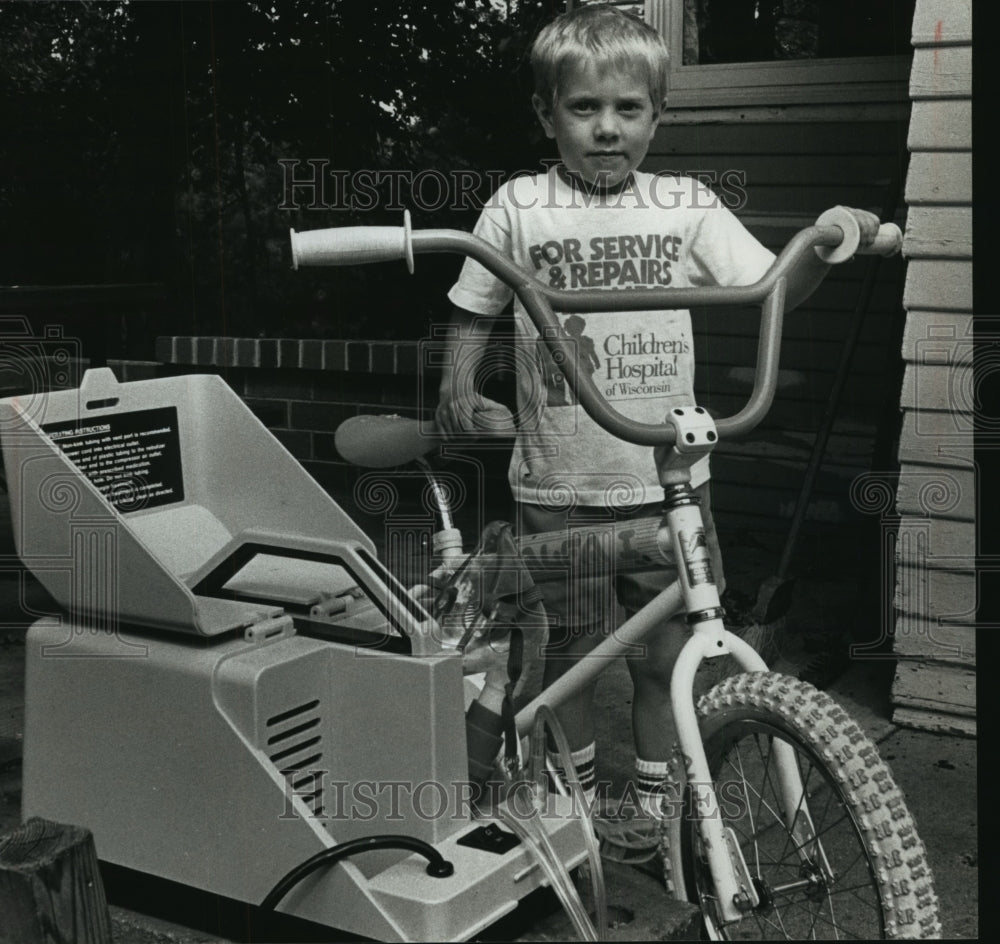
[{"xmin": 515, "ymin": 482, "xmax": 725, "ymax": 637}]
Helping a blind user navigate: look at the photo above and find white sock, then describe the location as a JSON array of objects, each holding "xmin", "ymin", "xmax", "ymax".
[
  {"xmin": 550, "ymin": 741, "xmax": 597, "ymax": 807},
  {"xmin": 636, "ymin": 756, "xmax": 672, "ymax": 819}
]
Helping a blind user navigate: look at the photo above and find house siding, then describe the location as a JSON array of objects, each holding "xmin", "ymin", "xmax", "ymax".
[
  {"xmin": 891, "ymin": 0, "xmax": 974, "ymax": 735},
  {"xmin": 645, "ymin": 105, "xmax": 910, "ymax": 535}
]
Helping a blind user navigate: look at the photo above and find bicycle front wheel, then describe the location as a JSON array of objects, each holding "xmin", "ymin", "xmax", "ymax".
[{"xmin": 678, "ymin": 673, "xmax": 940, "ymax": 940}]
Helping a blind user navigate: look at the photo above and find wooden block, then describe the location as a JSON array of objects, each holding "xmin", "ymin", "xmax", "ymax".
[
  {"xmin": 900, "ymin": 360, "xmax": 974, "ymax": 413},
  {"xmin": 905, "ymin": 152, "xmax": 972, "ymax": 205},
  {"xmin": 898, "ymin": 564, "xmax": 977, "ymax": 619},
  {"xmin": 895, "ymin": 538, "xmax": 975, "ymax": 576},
  {"xmin": 892, "ymin": 706, "xmax": 976, "ymax": 738},
  {"xmin": 892, "ymin": 612, "xmax": 975, "ymax": 666},
  {"xmin": 910, "ymin": 45, "xmax": 973, "ymax": 99},
  {"xmin": 0, "ymin": 818, "xmax": 112, "ymax": 944},
  {"xmin": 901, "ymin": 311, "xmax": 973, "ymax": 361},
  {"xmin": 891, "ymin": 660, "xmax": 976, "ymax": 715},
  {"xmin": 897, "ymin": 411, "xmax": 972, "ymax": 467},
  {"xmin": 907, "ymin": 100, "xmax": 972, "ymax": 151},
  {"xmin": 903, "ymin": 259, "xmax": 973, "ymax": 311},
  {"xmin": 894, "ymin": 515, "xmax": 975, "ymax": 564},
  {"xmin": 903, "ymin": 206, "xmax": 972, "ymax": 259},
  {"xmin": 911, "ymin": 0, "xmax": 972, "ymax": 47},
  {"xmin": 895, "ymin": 463, "xmax": 975, "ymax": 520},
  {"xmin": 893, "ymin": 562, "xmax": 977, "ymax": 622}
]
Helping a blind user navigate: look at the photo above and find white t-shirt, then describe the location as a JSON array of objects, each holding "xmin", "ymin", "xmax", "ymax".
[{"xmin": 448, "ymin": 166, "xmax": 774, "ymax": 507}]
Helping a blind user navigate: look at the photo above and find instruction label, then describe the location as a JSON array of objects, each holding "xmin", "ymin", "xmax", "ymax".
[{"xmin": 43, "ymin": 406, "xmax": 184, "ymax": 512}]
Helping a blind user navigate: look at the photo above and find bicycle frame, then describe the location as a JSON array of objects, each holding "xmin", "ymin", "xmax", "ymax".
[
  {"xmin": 291, "ymin": 209, "xmax": 901, "ymax": 928},
  {"xmin": 514, "ymin": 487, "xmax": 770, "ymax": 921}
]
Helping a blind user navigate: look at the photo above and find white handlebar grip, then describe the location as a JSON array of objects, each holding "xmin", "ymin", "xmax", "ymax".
[
  {"xmin": 290, "ymin": 210, "xmax": 414, "ymax": 272},
  {"xmin": 814, "ymin": 208, "xmax": 904, "ymax": 263},
  {"xmin": 814, "ymin": 206, "xmax": 862, "ymax": 263}
]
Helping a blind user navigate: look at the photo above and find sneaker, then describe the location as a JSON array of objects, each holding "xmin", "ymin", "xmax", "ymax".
[
  {"xmin": 591, "ymin": 803, "xmax": 662, "ymax": 865},
  {"xmin": 799, "ymin": 645, "xmax": 850, "ymax": 689},
  {"xmin": 592, "ymin": 803, "xmax": 674, "ymax": 891}
]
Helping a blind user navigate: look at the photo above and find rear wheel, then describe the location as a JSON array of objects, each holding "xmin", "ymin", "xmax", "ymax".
[{"xmin": 678, "ymin": 673, "xmax": 940, "ymax": 939}]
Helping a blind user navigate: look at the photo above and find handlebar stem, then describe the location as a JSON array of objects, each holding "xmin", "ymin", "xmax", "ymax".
[{"xmin": 657, "ymin": 407, "xmax": 721, "ymax": 486}]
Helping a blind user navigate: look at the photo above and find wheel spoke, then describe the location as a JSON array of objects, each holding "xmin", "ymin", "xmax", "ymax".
[
  {"xmin": 753, "ymin": 732, "xmax": 790, "ymax": 841},
  {"xmin": 719, "ymin": 748, "xmax": 794, "ymax": 852},
  {"xmin": 731, "ymin": 738, "xmax": 763, "ymax": 877}
]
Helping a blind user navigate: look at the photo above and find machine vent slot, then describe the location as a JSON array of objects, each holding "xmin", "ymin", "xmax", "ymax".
[
  {"xmin": 270, "ymin": 735, "xmax": 322, "ymax": 765},
  {"xmin": 265, "ymin": 700, "xmax": 325, "ymax": 818},
  {"xmin": 266, "ymin": 699, "xmax": 320, "ymax": 727},
  {"xmin": 290, "ymin": 769, "xmax": 323, "ymax": 807},
  {"xmin": 292, "ymin": 771, "xmax": 321, "ymax": 792},
  {"xmin": 267, "ymin": 718, "xmax": 320, "ymax": 747},
  {"xmin": 278, "ymin": 752, "xmax": 323, "ymax": 775}
]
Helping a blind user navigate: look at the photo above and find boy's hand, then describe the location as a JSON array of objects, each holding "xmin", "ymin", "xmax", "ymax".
[
  {"xmin": 435, "ymin": 393, "xmax": 513, "ymax": 438},
  {"xmin": 841, "ymin": 206, "xmax": 881, "ymax": 248}
]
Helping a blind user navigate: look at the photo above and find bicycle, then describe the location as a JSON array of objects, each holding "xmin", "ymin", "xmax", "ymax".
[{"xmin": 290, "ymin": 206, "xmax": 941, "ymax": 940}]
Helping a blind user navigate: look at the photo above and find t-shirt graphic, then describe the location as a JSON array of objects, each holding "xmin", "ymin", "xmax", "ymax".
[
  {"xmin": 541, "ymin": 315, "xmax": 600, "ymax": 407},
  {"xmin": 447, "ymin": 168, "xmax": 775, "ymax": 506}
]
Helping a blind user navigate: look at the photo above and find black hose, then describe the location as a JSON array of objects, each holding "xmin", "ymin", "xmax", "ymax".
[{"xmin": 261, "ymin": 835, "xmax": 454, "ymax": 912}]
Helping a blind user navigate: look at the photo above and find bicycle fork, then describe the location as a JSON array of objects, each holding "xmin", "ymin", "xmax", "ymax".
[{"xmin": 662, "ymin": 408, "xmax": 824, "ymax": 924}]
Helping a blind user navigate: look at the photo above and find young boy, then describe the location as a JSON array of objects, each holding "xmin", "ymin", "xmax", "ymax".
[{"xmin": 436, "ymin": 3, "xmax": 873, "ymax": 859}]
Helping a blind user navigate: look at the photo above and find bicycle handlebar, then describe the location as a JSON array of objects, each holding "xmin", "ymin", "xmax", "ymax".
[
  {"xmin": 290, "ymin": 207, "xmax": 902, "ymax": 446},
  {"xmin": 290, "ymin": 206, "xmax": 901, "ymax": 272}
]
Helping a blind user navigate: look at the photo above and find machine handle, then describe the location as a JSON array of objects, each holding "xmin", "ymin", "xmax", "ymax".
[{"xmin": 290, "ymin": 210, "xmax": 414, "ymax": 272}]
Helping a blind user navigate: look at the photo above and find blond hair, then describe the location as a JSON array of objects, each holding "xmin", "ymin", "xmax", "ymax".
[{"xmin": 530, "ymin": 4, "xmax": 670, "ymax": 108}]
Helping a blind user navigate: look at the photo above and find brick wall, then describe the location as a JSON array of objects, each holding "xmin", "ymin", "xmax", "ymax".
[{"xmin": 144, "ymin": 337, "xmax": 515, "ymax": 559}]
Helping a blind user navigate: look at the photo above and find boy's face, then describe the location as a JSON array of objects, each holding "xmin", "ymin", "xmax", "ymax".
[{"xmin": 533, "ymin": 61, "xmax": 661, "ymax": 188}]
